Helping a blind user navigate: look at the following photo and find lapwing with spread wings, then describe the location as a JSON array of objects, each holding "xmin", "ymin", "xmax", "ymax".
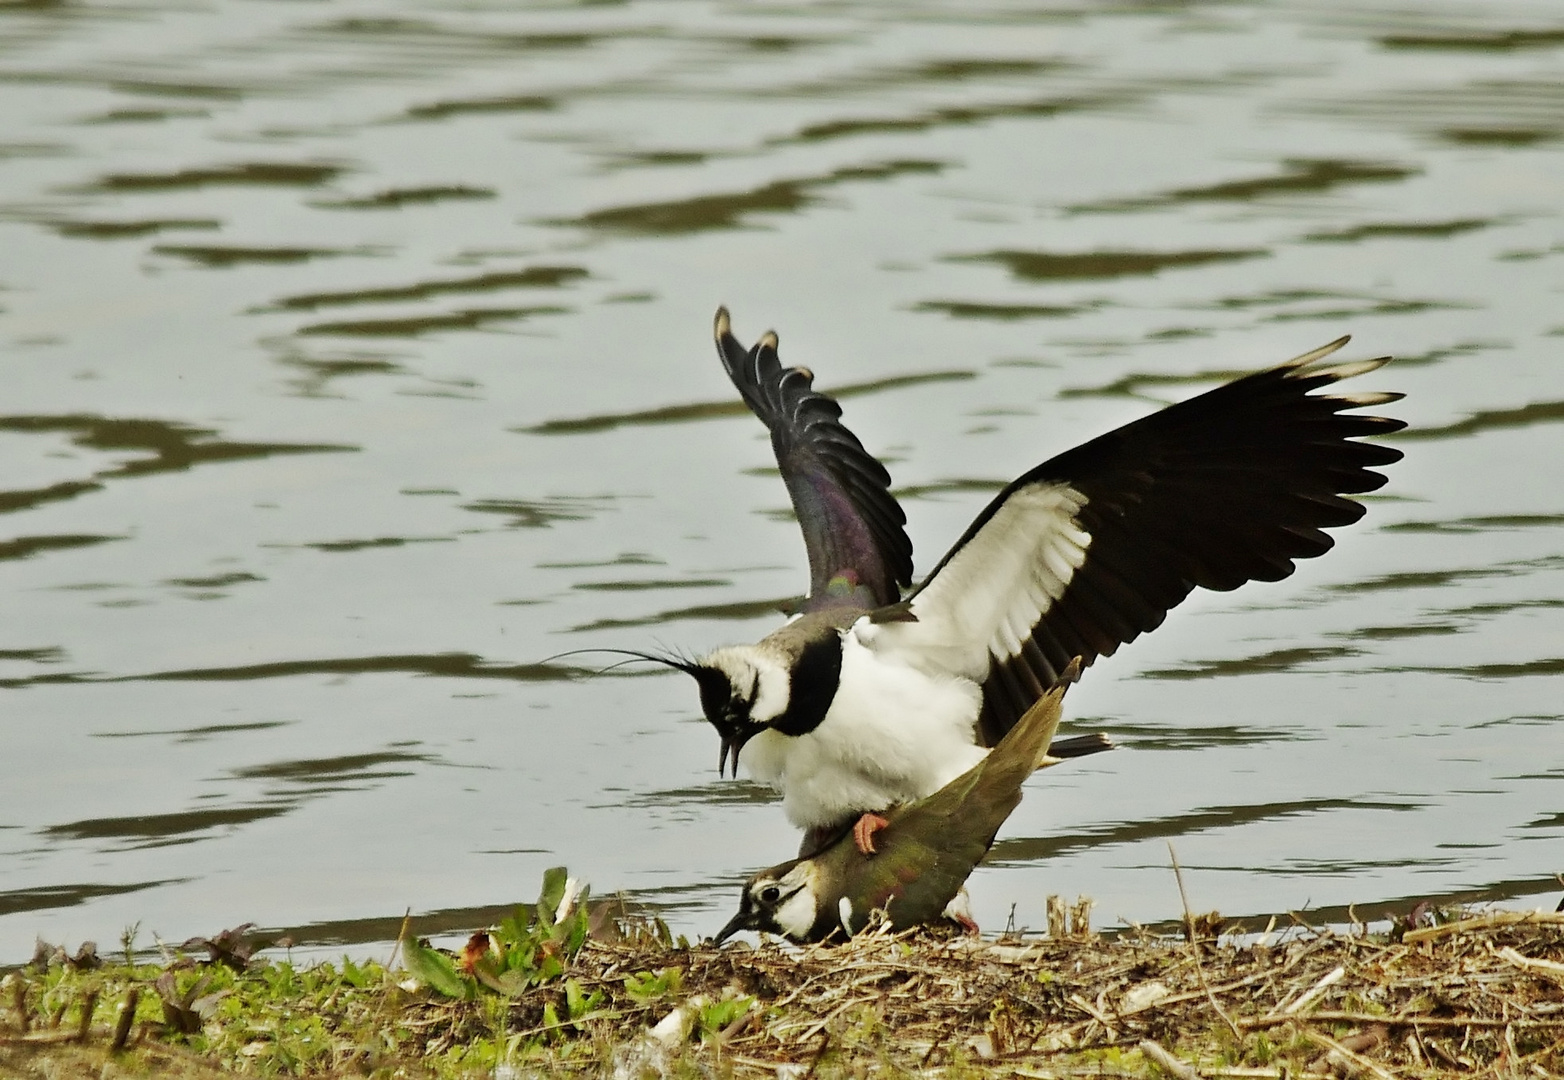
[{"xmin": 669, "ymin": 308, "xmax": 1402, "ymax": 856}]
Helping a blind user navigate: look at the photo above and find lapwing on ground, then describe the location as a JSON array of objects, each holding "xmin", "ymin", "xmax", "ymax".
[
  {"xmin": 670, "ymin": 308, "xmax": 1403, "ymax": 856},
  {"xmin": 713, "ymin": 664, "xmax": 1078, "ymax": 944}
]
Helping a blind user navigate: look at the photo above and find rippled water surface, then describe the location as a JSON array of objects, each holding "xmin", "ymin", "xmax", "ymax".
[{"xmin": 3, "ymin": 0, "xmax": 1562, "ymax": 959}]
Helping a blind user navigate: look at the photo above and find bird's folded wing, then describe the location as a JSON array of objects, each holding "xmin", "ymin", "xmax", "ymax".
[
  {"xmin": 857, "ymin": 337, "xmax": 1405, "ymax": 745},
  {"xmin": 715, "ymin": 307, "xmax": 913, "ymax": 610}
]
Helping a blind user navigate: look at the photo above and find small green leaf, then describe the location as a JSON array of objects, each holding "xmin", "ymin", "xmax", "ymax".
[
  {"xmin": 559, "ymin": 885, "xmax": 592, "ymax": 954},
  {"xmin": 400, "ymin": 935, "xmax": 470, "ymax": 999},
  {"xmin": 554, "ymin": 904, "xmax": 590, "ymax": 958},
  {"xmin": 696, "ymin": 996, "xmax": 752, "ymax": 1041},
  {"xmin": 536, "ymin": 867, "xmax": 569, "ymax": 927},
  {"xmin": 474, "ymin": 964, "xmax": 532, "ymax": 997},
  {"xmin": 495, "ymin": 909, "xmax": 530, "ymax": 947},
  {"xmin": 339, "ymin": 959, "xmax": 371, "ymax": 989},
  {"xmin": 623, "ymin": 967, "xmax": 683, "ymax": 1004},
  {"xmin": 563, "ymin": 978, "xmax": 603, "ymax": 1020},
  {"xmin": 502, "ymin": 939, "xmax": 539, "ymax": 975}
]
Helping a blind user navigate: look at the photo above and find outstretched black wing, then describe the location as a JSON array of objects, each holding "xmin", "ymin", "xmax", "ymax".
[
  {"xmin": 858, "ymin": 337, "xmax": 1405, "ymax": 744},
  {"xmin": 715, "ymin": 307, "xmax": 913, "ymax": 611}
]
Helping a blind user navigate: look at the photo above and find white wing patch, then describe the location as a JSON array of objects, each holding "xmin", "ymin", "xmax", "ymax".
[
  {"xmin": 859, "ymin": 482, "xmax": 1090, "ymax": 681},
  {"xmin": 838, "ymin": 896, "xmax": 855, "ymax": 936}
]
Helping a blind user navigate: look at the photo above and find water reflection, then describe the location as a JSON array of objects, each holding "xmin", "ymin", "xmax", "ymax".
[
  {"xmin": 0, "ymin": 655, "xmax": 586, "ymax": 689},
  {"xmin": 1139, "ymin": 645, "xmax": 1363, "ymax": 681},
  {"xmin": 91, "ymin": 163, "xmax": 345, "ymax": 191},
  {"xmin": 1309, "ymin": 79, "xmax": 1564, "ymax": 146},
  {"xmin": 563, "ymin": 158, "xmax": 946, "ymax": 235},
  {"xmin": 127, "ymin": 655, "xmax": 582, "ymax": 684},
  {"xmin": 989, "ymin": 795, "xmax": 1427, "ymax": 865},
  {"xmin": 570, "ymin": 597, "xmax": 796, "ymax": 634},
  {"xmin": 913, "ymin": 299, "xmax": 1092, "ymax": 320},
  {"xmin": 51, "ymin": 218, "xmax": 221, "ymax": 239},
  {"xmin": 318, "ymin": 186, "xmax": 496, "ymax": 210},
  {"xmin": 1074, "ymin": 159, "xmax": 1419, "ymax": 212},
  {"xmin": 1, "ymin": 0, "xmax": 1562, "ymax": 960},
  {"xmin": 1378, "ymin": 28, "xmax": 1564, "ymax": 52},
  {"xmin": 522, "ymin": 371, "xmax": 974, "ymax": 435},
  {"xmin": 0, "ymin": 533, "xmax": 120, "ymax": 562},
  {"xmin": 1401, "ymin": 400, "xmax": 1564, "ymax": 440},
  {"xmin": 0, "ymin": 415, "xmax": 350, "ymax": 484},
  {"xmin": 1302, "ymin": 218, "xmax": 1493, "ymax": 243},
  {"xmin": 156, "ymin": 245, "xmax": 372, "ymax": 268},
  {"xmin": 273, "ymin": 266, "xmax": 587, "ymax": 311},
  {"xmin": 94, "ymin": 720, "xmax": 293, "ymax": 744},
  {"xmin": 779, "ymin": 93, "xmax": 1113, "ymax": 144},
  {"xmin": 297, "ymin": 304, "xmax": 569, "ymax": 337},
  {"xmin": 0, "ymin": 882, "xmax": 181, "ymax": 922},
  {"xmin": 44, "ymin": 806, "xmax": 294, "ymax": 849},
  {"xmin": 957, "ymin": 247, "xmax": 1267, "ymax": 280},
  {"xmin": 233, "ymin": 749, "xmax": 435, "ymax": 787}
]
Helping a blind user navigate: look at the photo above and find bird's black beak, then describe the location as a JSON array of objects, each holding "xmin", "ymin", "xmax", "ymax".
[
  {"xmin": 712, "ymin": 908, "xmax": 752, "ymax": 946},
  {"xmin": 718, "ymin": 731, "xmax": 740, "ymax": 778},
  {"xmin": 717, "ymin": 721, "xmax": 761, "ymax": 779}
]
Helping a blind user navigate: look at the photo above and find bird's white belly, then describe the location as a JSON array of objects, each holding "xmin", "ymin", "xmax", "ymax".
[{"xmin": 739, "ymin": 635, "xmax": 987, "ymax": 829}]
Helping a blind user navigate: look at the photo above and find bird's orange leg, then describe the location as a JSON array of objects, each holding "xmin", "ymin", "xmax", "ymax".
[{"xmin": 851, "ymin": 812, "xmax": 890, "ymax": 856}]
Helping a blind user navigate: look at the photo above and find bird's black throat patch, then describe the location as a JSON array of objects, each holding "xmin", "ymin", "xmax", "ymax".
[{"xmin": 769, "ymin": 632, "xmax": 843, "ymax": 737}]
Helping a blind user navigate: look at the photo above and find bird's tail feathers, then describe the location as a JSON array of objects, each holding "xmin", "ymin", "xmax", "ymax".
[
  {"xmin": 995, "ymin": 656, "xmax": 1080, "ymax": 776},
  {"xmin": 1046, "ymin": 732, "xmax": 1116, "ymax": 759}
]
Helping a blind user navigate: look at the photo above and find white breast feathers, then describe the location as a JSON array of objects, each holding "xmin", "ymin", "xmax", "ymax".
[{"xmin": 740, "ymin": 632, "xmax": 986, "ymax": 829}]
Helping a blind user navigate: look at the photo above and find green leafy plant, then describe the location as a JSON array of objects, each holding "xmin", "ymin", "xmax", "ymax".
[
  {"xmin": 696, "ymin": 996, "xmax": 753, "ymax": 1042},
  {"xmin": 399, "ymin": 867, "xmax": 593, "ymax": 1000},
  {"xmin": 400, "ymin": 936, "xmax": 470, "ymax": 1000},
  {"xmin": 623, "ymin": 967, "xmax": 683, "ymax": 1004},
  {"xmin": 563, "ymin": 978, "xmax": 604, "ymax": 1021}
]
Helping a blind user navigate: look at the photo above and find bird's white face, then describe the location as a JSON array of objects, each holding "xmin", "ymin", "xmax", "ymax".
[
  {"xmin": 760, "ymin": 863, "xmax": 820, "ymax": 939},
  {"xmin": 714, "ymin": 860, "xmax": 820, "ymax": 943},
  {"xmin": 691, "ymin": 646, "xmax": 792, "ymax": 777},
  {"xmin": 701, "ymin": 646, "xmax": 791, "ymax": 723}
]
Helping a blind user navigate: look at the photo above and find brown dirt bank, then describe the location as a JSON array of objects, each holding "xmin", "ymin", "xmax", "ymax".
[{"xmin": 3, "ymin": 906, "xmax": 1562, "ymax": 1078}]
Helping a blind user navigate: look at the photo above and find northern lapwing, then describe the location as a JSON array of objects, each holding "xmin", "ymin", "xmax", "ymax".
[
  {"xmin": 713, "ymin": 664, "xmax": 1077, "ymax": 944},
  {"xmin": 674, "ymin": 308, "xmax": 1403, "ymax": 855}
]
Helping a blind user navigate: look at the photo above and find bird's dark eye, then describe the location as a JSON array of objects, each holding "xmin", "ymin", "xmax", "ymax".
[
  {"xmin": 693, "ymin": 667, "xmax": 732, "ymax": 723},
  {"xmin": 759, "ymin": 885, "xmax": 781, "ymax": 905}
]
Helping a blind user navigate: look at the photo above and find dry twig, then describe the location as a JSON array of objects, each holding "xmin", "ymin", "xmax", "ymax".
[{"xmin": 1168, "ymin": 842, "xmax": 1242, "ymax": 1041}]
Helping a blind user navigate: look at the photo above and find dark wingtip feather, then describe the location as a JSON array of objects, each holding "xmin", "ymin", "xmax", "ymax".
[
  {"xmin": 967, "ymin": 336, "xmax": 1403, "ymax": 741},
  {"xmin": 1278, "ymin": 335, "xmax": 1351, "ymax": 371}
]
